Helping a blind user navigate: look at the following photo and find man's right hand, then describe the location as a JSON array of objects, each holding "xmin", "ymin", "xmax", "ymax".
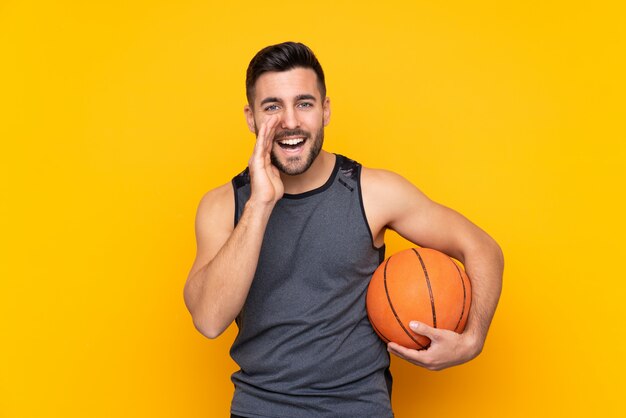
[
  {"xmin": 248, "ymin": 115, "xmax": 283, "ymax": 205},
  {"xmin": 184, "ymin": 114, "xmax": 284, "ymax": 339}
]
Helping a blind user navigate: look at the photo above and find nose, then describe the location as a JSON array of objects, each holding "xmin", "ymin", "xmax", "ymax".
[{"xmin": 280, "ymin": 107, "xmax": 300, "ymax": 130}]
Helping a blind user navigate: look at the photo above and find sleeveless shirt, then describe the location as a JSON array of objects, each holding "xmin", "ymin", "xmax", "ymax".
[{"xmin": 229, "ymin": 154, "xmax": 393, "ymax": 418}]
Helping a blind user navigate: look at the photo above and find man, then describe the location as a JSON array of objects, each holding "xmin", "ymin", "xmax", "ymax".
[{"xmin": 184, "ymin": 42, "xmax": 504, "ymax": 418}]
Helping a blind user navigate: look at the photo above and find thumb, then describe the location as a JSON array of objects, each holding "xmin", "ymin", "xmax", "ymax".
[{"xmin": 409, "ymin": 321, "xmax": 439, "ymax": 339}]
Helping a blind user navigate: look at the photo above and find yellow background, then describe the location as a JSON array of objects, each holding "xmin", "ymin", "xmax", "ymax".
[{"xmin": 1, "ymin": 1, "xmax": 624, "ymax": 417}]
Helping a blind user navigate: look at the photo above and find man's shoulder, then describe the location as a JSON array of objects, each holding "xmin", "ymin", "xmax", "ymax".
[
  {"xmin": 359, "ymin": 164, "xmax": 429, "ymax": 211},
  {"xmin": 360, "ymin": 164, "xmax": 411, "ymax": 191},
  {"xmin": 197, "ymin": 181, "xmax": 235, "ymax": 220},
  {"xmin": 200, "ymin": 165, "xmax": 250, "ymax": 206}
]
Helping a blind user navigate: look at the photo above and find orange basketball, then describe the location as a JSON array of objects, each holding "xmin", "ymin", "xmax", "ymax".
[{"xmin": 366, "ymin": 247, "xmax": 472, "ymax": 350}]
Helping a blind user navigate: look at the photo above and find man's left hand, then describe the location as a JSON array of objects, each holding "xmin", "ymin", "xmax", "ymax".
[{"xmin": 387, "ymin": 321, "xmax": 482, "ymax": 371}]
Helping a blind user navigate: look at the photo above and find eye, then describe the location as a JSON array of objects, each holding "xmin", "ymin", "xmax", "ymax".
[
  {"xmin": 264, "ymin": 104, "xmax": 280, "ymax": 112},
  {"xmin": 297, "ymin": 102, "xmax": 313, "ymax": 109}
]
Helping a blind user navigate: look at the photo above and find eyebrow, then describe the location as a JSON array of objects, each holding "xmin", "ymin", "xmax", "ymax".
[
  {"xmin": 260, "ymin": 97, "xmax": 281, "ymax": 106},
  {"xmin": 295, "ymin": 94, "xmax": 317, "ymax": 102},
  {"xmin": 259, "ymin": 94, "xmax": 317, "ymax": 106}
]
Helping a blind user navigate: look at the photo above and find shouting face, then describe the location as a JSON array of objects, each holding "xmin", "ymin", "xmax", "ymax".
[{"xmin": 245, "ymin": 67, "xmax": 331, "ymax": 175}]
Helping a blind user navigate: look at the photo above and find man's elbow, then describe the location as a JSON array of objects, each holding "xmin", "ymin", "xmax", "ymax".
[
  {"xmin": 191, "ymin": 314, "xmax": 227, "ymax": 340},
  {"xmin": 184, "ymin": 293, "xmax": 227, "ymax": 340},
  {"xmin": 489, "ymin": 236, "xmax": 504, "ymax": 271},
  {"xmin": 466, "ymin": 232, "xmax": 504, "ymax": 272},
  {"xmin": 184, "ymin": 283, "xmax": 222, "ymax": 339}
]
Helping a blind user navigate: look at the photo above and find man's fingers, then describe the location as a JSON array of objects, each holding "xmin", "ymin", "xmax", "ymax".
[
  {"xmin": 264, "ymin": 115, "xmax": 279, "ymax": 151},
  {"xmin": 387, "ymin": 342, "xmax": 430, "ymax": 368},
  {"xmin": 251, "ymin": 115, "xmax": 279, "ymax": 165},
  {"xmin": 389, "ymin": 324, "xmax": 469, "ymax": 371},
  {"xmin": 387, "ymin": 342, "xmax": 410, "ymax": 359},
  {"xmin": 252, "ymin": 120, "xmax": 269, "ymax": 161},
  {"xmin": 409, "ymin": 321, "xmax": 440, "ymax": 340}
]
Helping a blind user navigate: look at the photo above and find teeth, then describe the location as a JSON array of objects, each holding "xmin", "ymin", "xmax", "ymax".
[{"xmin": 279, "ymin": 138, "xmax": 305, "ymax": 145}]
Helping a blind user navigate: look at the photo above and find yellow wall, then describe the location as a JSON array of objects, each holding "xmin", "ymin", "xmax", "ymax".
[{"xmin": 2, "ymin": 1, "xmax": 624, "ymax": 417}]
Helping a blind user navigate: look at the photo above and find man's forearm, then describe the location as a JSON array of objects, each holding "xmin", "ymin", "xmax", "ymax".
[
  {"xmin": 185, "ymin": 200, "xmax": 273, "ymax": 338},
  {"xmin": 462, "ymin": 236, "xmax": 504, "ymax": 353}
]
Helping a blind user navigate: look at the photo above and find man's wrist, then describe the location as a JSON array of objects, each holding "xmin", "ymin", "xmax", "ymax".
[{"xmin": 244, "ymin": 198, "xmax": 275, "ymax": 218}]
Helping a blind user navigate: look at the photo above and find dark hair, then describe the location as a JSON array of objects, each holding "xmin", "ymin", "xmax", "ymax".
[{"xmin": 246, "ymin": 42, "xmax": 326, "ymax": 105}]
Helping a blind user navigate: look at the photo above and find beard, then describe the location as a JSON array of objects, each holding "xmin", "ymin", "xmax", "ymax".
[{"xmin": 269, "ymin": 125, "xmax": 324, "ymax": 176}]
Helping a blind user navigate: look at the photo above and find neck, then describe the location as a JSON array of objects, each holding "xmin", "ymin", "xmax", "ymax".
[{"xmin": 280, "ymin": 150, "xmax": 336, "ymax": 195}]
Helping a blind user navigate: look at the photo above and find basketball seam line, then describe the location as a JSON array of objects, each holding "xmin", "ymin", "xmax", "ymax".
[
  {"xmin": 368, "ymin": 314, "xmax": 391, "ymax": 344},
  {"xmin": 366, "ymin": 295, "xmax": 391, "ymax": 343},
  {"xmin": 412, "ymin": 248, "xmax": 437, "ymax": 328},
  {"xmin": 383, "ymin": 256, "xmax": 427, "ymax": 350},
  {"xmin": 449, "ymin": 258, "xmax": 467, "ymax": 333}
]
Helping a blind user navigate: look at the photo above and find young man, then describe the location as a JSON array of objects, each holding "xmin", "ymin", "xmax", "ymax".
[{"xmin": 184, "ymin": 42, "xmax": 504, "ymax": 418}]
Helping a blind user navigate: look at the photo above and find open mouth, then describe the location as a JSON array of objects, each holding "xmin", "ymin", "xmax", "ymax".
[{"xmin": 277, "ymin": 137, "xmax": 307, "ymax": 150}]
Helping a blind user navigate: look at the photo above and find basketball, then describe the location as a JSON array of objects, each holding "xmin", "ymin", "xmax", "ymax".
[{"xmin": 366, "ymin": 247, "xmax": 472, "ymax": 350}]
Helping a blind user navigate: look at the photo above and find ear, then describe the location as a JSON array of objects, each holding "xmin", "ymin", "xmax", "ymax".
[
  {"xmin": 323, "ymin": 97, "xmax": 331, "ymax": 127},
  {"xmin": 244, "ymin": 105, "xmax": 256, "ymax": 134}
]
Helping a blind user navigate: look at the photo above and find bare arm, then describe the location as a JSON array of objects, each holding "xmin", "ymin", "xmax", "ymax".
[
  {"xmin": 362, "ymin": 168, "xmax": 504, "ymax": 370},
  {"xmin": 183, "ymin": 116, "xmax": 283, "ymax": 338}
]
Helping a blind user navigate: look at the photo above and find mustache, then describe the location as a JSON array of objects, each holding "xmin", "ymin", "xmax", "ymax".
[{"xmin": 274, "ymin": 129, "xmax": 311, "ymax": 140}]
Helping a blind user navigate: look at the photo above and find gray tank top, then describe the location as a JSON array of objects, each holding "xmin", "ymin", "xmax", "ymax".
[{"xmin": 230, "ymin": 154, "xmax": 393, "ymax": 418}]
